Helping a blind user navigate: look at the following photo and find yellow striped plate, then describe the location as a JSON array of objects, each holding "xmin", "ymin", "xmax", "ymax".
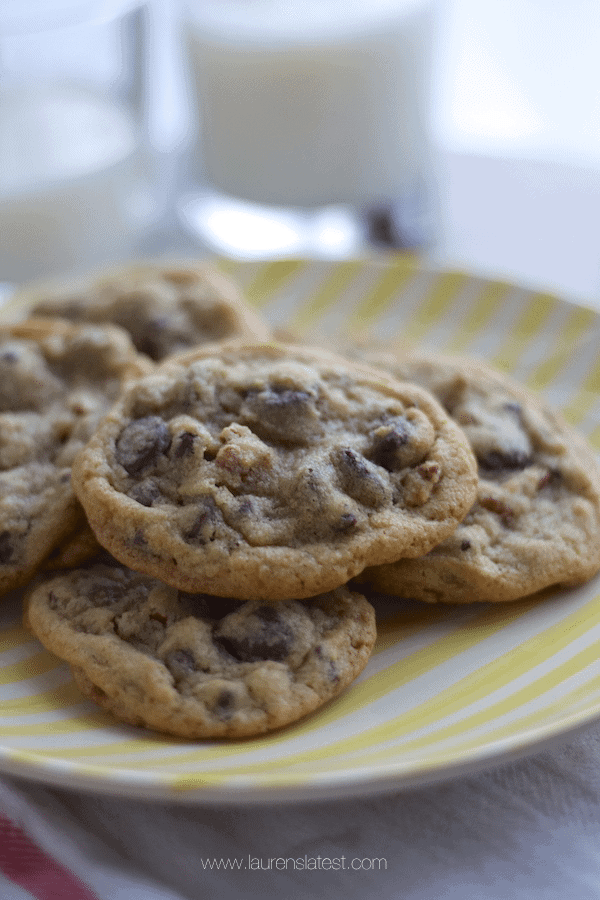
[{"xmin": 2, "ymin": 256, "xmax": 600, "ymax": 804}]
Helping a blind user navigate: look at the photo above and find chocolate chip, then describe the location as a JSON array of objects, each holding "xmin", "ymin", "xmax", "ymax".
[
  {"xmin": 136, "ymin": 336, "xmax": 161, "ymax": 361},
  {"xmin": 313, "ymin": 645, "xmax": 339, "ymax": 682},
  {"xmin": 370, "ymin": 418, "xmax": 411, "ymax": 471},
  {"xmin": 215, "ymin": 606, "xmax": 294, "ymax": 662},
  {"xmin": 165, "ymin": 649, "xmax": 196, "ymax": 679},
  {"xmin": 460, "ymin": 539, "xmax": 471, "ymax": 551},
  {"xmin": 253, "ymin": 605, "xmax": 280, "ymax": 623},
  {"xmin": 129, "ymin": 480, "xmax": 161, "ymax": 507},
  {"xmin": 135, "ymin": 318, "xmax": 170, "ymax": 361},
  {"xmin": 327, "ymin": 660, "xmax": 340, "ymax": 683},
  {"xmin": 333, "ymin": 448, "xmax": 390, "ymax": 507},
  {"xmin": 538, "ymin": 468, "xmax": 562, "ymax": 490},
  {"xmin": 132, "ymin": 529, "xmax": 147, "ymax": 547},
  {"xmin": 48, "ymin": 590, "xmax": 60, "ymax": 610},
  {"xmin": 235, "ymin": 498, "xmax": 254, "ymax": 518},
  {"xmin": 177, "ymin": 591, "xmax": 244, "ymax": 620},
  {"xmin": 174, "ymin": 432, "xmax": 196, "ymax": 459},
  {"xmin": 184, "ymin": 498, "xmax": 219, "ymax": 545},
  {"xmin": 0, "ymin": 350, "xmax": 18, "ymax": 364},
  {"xmin": 503, "ymin": 402, "xmax": 523, "ymax": 416},
  {"xmin": 336, "ymin": 512, "xmax": 358, "ymax": 532},
  {"xmin": 0, "ymin": 531, "xmax": 13, "ymax": 564},
  {"xmin": 243, "ymin": 385, "xmax": 319, "ymax": 444},
  {"xmin": 213, "ymin": 689, "xmax": 236, "ymax": 719},
  {"xmin": 363, "ymin": 205, "xmax": 402, "ymax": 248},
  {"xmin": 477, "ymin": 449, "xmax": 533, "ymax": 472},
  {"xmin": 86, "ymin": 578, "xmax": 123, "ymax": 606},
  {"xmin": 115, "ymin": 417, "xmax": 171, "ymax": 475}
]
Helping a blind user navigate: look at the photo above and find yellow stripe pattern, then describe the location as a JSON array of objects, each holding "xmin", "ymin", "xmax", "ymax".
[{"xmin": 1, "ymin": 259, "xmax": 600, "ymax": 803}]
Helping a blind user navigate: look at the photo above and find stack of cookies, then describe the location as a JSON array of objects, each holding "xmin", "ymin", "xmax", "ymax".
[{"xmin": 4, "ymin": 261, "xmax": 600, "ymax": 740}]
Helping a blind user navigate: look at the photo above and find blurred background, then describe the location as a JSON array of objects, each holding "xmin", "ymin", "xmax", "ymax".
[{"xmin": 1, "ymin": 0, "xmax": 600, "ymax": 305}]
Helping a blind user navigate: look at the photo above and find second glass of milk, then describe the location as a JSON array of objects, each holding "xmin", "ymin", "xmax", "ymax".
[
  {"xmin": 183, "ymin": 0, "xmax": 439, "ymax": 257},
  {"xmin": 0, "ymin": 0, "xmax": 159, "ymax": 284}
]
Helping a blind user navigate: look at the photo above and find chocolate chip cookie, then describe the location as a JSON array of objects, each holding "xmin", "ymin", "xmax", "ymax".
[
  {"xmin": 26, "ymin": 260, "xmax": 271, "ymax": 361},
  {"xmin": 24, "ymin": 557, "xmax": 377, "ymax": 738},
  {"xmin": 71, "ymin": 342, "xmax": 478, "ymax": 600},
  {"xmin": 0, "ymin": 319, "xmax": 150, "ymax": 596},
  {"xmin": 358, "ymin": 353, "xmax": 600, "ymax": 603}
]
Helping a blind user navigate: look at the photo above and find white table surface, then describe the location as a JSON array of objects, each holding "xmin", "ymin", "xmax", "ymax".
[{"xmin": 2, "ymin": 3, "xmax": 600, "ymax": 898}]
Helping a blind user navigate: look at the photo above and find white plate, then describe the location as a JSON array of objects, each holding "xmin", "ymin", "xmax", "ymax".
[{"xmin": 1, "ymin": 256, "xmax": 600, "ymax": 804}]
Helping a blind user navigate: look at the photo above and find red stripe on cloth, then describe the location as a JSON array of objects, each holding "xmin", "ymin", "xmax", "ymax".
[{"xmin": 0, "ymin": 812, "xmax": 99, "ymax": 900}]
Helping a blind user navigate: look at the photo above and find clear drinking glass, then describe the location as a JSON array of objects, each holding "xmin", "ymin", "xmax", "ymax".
[
  {"xmin": 0, "ymin": 0, "xmax": 159, "ymax": 283},
  {"xmin": 180, "ymin": 0, "xmax": 440, "ymax": 259}
]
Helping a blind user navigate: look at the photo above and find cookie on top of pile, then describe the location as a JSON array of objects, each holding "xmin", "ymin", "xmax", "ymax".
[
  {"xmin": 70, "ymin": 341, "xmax": 478, "ymax": 600},
  {"xmin": 5, "ymin": 259, "xmax": 600, "ymax": 739}
]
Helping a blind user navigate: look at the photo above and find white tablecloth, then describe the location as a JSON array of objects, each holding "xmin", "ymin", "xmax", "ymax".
[{"xmin": 2, "ymin": 721, "xmax": 600, "ymax": 899}]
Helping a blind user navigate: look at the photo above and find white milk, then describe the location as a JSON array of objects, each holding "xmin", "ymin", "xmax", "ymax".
[
  {"xmin": 186, "ymin": 0, "xmax": 437, "ymax": 208},
  {"xmin": 0, "ymin": 83, "xmax": 156, "ymax": 283}
]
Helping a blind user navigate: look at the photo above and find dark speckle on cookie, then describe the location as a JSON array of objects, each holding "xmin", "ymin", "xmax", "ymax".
[
  {"xmin": 213, "ymin": 689, "xmax": 237, "ymax": 719},
  {"xmin": 165, "ymin": 648, "xmax": 197, "ymax": 679},
  {"xmin": 174, "ymin": 432, "xmax": 196, "ymax": 459},
  {"xmin": 332, "ymin": 447, "xmax": 391, "ymax": 508},
  {"xmin": 242, "ymin": 384, "xmax": 321, "ymax": 445},
  {"xmin": 115, "ymin": 416, "xmax": 172, "ymax": 476},
  {"xmin": 369, "ymin": 418, "xmax": 411, "ymax": 471},
  {"xmin": 477, "ymin": 448, "xmax": 533, "ymax": 472},
  {"xmin": 129, "ymin": 480, "xmax": 162, "ymax": 507},
  {"xmin": 0, "ymin": 531, "xmax": 14, "ymax": 564},
  {"xmin": 215, "ymin": 605, "xmax": 294, "ymax": 663},
  {"xmin": 183, "ymin": 498, "xmax": 220, "ymax": 545}
]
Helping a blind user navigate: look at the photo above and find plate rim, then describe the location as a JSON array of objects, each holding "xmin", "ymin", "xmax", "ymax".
[{"xmin": 2, "ymin": 700, "xmax": 600, "ymax": 805}]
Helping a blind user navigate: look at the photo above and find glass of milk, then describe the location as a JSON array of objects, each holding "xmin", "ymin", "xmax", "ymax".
[
  {"xmin": 0, "ymin": 0, "xmax": 159, "ymax": 284},
  {"xmin": 181, "ymin": 0, "xmax": 440, "ymax": 258}
]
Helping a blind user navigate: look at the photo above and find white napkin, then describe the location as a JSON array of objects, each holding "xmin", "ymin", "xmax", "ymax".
[{"xmin": 2, "ymin": 720, "xmax": 600, "ymax": 900}]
